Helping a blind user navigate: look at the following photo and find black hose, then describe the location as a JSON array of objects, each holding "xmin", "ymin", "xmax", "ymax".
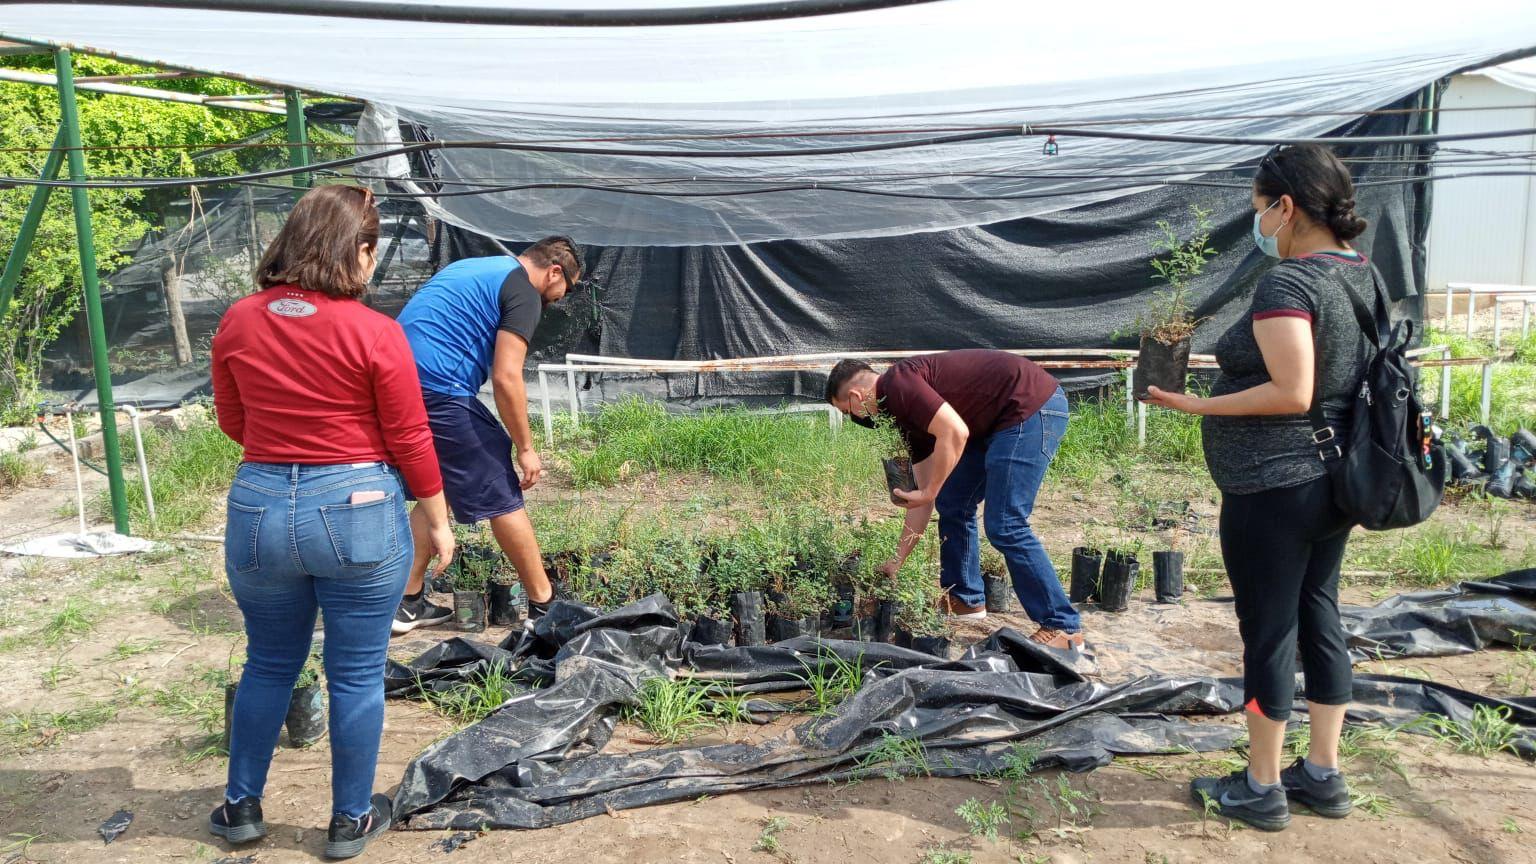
[
  {"xmin": 0, "ymin": 0, "xmax": 944, "ymax": 26},
  {"xmin": 35, "ymin": 420, "xmax": 109, "ymax": 477}
]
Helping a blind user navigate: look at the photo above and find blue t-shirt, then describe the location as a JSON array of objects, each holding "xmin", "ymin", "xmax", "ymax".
[{"xmin": 398, "ymin": 256, "xmax": 543, "ymax": 397}]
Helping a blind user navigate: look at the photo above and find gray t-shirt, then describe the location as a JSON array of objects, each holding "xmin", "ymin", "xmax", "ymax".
[{"xmin": 1201, "ymin": 253, "xmax": 1374, "ymax": 495}]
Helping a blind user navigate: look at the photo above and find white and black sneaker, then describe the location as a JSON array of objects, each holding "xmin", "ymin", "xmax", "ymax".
[
  {"xmin": 392, "ymin": 590, "xmax": 452, "ymax": 635},
  {"xmin": 325, "ymin": 793, "xmax": 392, "ymax": 859},
  {"xmin": 208, "ymin": 797, "xmax": 266, "ymax": 845}
]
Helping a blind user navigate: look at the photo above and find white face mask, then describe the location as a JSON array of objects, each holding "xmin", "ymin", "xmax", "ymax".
[{"xmin": 1252, "ymin": 200, "xmax": 1285, "ymax": 258}]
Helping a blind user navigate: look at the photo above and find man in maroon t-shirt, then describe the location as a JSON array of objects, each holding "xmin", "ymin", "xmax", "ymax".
[{"xmin": 825, "ymin": 350, "xmax": 1083, "ymax": 649}]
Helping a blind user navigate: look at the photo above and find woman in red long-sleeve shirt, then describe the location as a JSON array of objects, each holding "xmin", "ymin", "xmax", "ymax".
[{"xmin": 208, "ymin": 185, "xmax": 453, "ymax": 860}]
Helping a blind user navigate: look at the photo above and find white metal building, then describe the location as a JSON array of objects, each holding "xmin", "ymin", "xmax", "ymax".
[{"xmin": 1427, "ymin": 61, "xmax": 1536, "ymax": 297}]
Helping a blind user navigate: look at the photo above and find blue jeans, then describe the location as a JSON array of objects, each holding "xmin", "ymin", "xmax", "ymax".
[
  {"xmin": 223, "ymin": 462, "xmax": 410, "ymax": 819},
  {"xmin": 935, "ymin": 387, "xmax": 1080, "ymax": 631}
]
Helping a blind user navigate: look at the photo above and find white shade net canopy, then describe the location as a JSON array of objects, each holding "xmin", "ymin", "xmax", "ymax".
[{"xmin": 2, "ymin": 0, "xmax": 1535, "ymax": 244}]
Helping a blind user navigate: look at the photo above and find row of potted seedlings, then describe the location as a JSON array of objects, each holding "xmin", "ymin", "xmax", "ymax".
[{"xmin": 1068, "ymin": 546, "xmax": 1185, "ymax": 610}]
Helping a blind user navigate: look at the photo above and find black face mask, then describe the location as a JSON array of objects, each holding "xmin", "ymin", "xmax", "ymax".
[{"xmin": 848, "ymin": 413, "xmax": 876, "ymax": 430}]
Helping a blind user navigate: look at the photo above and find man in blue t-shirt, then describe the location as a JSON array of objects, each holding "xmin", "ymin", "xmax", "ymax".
[{"xmin": 391, "ymin": 237, "xmax": 582, "ymax": 632}]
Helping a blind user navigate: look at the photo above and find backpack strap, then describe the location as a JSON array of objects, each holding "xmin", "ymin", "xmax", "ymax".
[{"xmin": 1305, "ymin": 260, "xmax": 1389, "ymax": 462}]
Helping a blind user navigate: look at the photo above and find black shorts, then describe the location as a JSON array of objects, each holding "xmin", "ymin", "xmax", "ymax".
[{"xmin": 417, "ymin": 390, "xmax": 525, "ymax": 524}]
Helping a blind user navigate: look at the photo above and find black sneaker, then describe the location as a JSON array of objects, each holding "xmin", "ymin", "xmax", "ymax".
[
  {"xmin": 525, "ymin": 597, "xmax": 552, "ymax": 630},
  {"xmin": 392, "ymin": 591, "xmax": 452, "ymax": 635},
  {"xmin": 209, "ymin": 797, "xmax": 267, "ymax": 844},
  {"xmin": 325, "ymin": 793, "xmax": 392, "ymax": 859},
  {"xmin": 1190, "ymin": 770, "xmax": 1291, "ymax": 832},
  {"xmin": 1280, "ymin": 757, "xmax": 1352, "ymax": 818}
]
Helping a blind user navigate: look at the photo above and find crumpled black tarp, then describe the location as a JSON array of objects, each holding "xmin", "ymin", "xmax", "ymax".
[
  {"xmin": 387, "ymin": 570, "xmax": 1536, "ymax": 830},
  {"xmin": 1343, "ymin": 567, "xmax": 1536, "ymax": 660}
]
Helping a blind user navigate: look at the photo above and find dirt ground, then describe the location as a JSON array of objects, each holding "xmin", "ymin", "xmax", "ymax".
[{"xmin": 2, "ymin": 441, "xmax": 1535, "ymax": 864}]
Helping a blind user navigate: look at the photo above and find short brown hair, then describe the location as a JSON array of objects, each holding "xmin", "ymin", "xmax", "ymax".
[
  {"xmin": 825, "ymin": 359, "xmax": 874, "ymax": 403},
  {"xmin": 522, "ymin": 236, "xmax": 583, "ymax": 285},
  {"xmin": 257, "ymin": 185, "xmax": 380, "ymax": 299}
]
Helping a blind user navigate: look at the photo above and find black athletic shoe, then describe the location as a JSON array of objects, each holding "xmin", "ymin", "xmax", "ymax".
[
  {"xmin": 208, "ymin": 797, "xmax": 267, "ymax": 845},
  {"xmin": 325, "ymin": 793, "xmax": 392, "ymax": 860},
  {"xmin": 525, "ymin": 597, "xmax": 552, "ymax": 630},
  {"xmin": 1190, "ymin": 770, "xmax": 1291, "ymax": 832},
  {"xmin": 392, "ymin": 591, "xmax": 453, "ymax": 635},
  {"xmin": 1280, "ymin": 757, "xmax": 1352, "ymax": 818}
]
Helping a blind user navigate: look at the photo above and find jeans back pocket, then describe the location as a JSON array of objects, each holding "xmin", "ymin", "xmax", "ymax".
[
  {"xmin": 225, "ymin": 500, "xmax": 265, "ymax": 574},
  {"xmin": 319, "ymin": 494, "xmax": 401, "ymax": 569}
]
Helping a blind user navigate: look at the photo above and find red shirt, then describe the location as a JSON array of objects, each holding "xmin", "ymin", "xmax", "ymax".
[
  {"xmin": 211, "ymin": 285, "xmax": 443, "ymax": 498},
  {"xmin": 877, "ymin": 349, "xmax": 1059, "ymax": 462}
]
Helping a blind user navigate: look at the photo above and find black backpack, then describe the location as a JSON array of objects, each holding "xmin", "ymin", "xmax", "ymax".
[{"xmin": 1307, "ymin": 265, "xmax": 1446, "ymax": 530}]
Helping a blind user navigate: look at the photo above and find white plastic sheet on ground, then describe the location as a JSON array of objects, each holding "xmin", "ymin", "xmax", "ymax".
[
  {"xmin": 1, "ymin": 1, "xmax": 1534, "ymax": 244},
  {"xmin": 0, "ymin": 531, "xmax": 159, "ymax": 559}
]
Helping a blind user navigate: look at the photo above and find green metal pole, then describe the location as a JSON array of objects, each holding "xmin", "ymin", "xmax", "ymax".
[
  {"xmin": 0, "ymin": 125, "xmax": 67, "ymax": 321},
  {"xmin": 54, "ymin": 48, "xmax": 130, "ymax": 535},
  {"xmin": 284, "ymin": 89, "xmax": 310, "ymax": 188}
]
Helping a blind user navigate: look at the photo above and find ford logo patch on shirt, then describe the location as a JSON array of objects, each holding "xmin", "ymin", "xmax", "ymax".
[{"xmin": 267, "ymin": 297, "xmax": 317, "ymax": 318}]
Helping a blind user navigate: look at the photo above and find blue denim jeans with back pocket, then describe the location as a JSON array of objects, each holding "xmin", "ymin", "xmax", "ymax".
[
  {"xmin": 223, "ymin": 462, "xmax": 410, "ymax": 819},
  {"xmin": 934, "ymin": 386, "xmax": 1080, "ymax": 631}
]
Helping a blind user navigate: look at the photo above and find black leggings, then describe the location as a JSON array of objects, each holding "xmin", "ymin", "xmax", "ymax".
[{"xmin": 1220, "ymin": 475, "xmax": 1354, "ymax": 721}]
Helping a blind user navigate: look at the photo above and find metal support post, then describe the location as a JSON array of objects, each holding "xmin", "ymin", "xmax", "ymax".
[
  {"xmin": 1124, "ymin": 368, "xmax": 1135, "ymax": 428},
  {"xmin": 284, "ymin": 89, "xmax": 310, "ymax": 188},
  {"xmin": 1137, "ymin": 399, "xmax": 1147, "ymax": 449},
  {"xmin": 1480, "ymin": 361, "xmax": 1493, "ymax": 427},
  {"xmin": 538, "ymin": 370, "xmax": 553, "ymax": 445},
  {"xmin": 566, "ymin": 368, "xmax": 579, "ymax": 428},
  {"xmin": 1440, "ymin": 347, "xmax": 1452, "ymax": 419},
  {"xmin": 56, "ymin": 49, "xmax": 130, "ymax": 534},
  {"xmin": 0, "ymin": 125, "xmax": 66, "ymax": 320}
]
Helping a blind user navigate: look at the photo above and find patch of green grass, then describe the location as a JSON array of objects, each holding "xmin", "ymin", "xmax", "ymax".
[
  {"xmin": 917, "ymin": 852, "xmax": 972, "ymax": 864},
  {"xmin": 795, "ymin": 650, "xmax": 878, "ymax": 716},
  {"xmin": 752, "ymin": 816, "xmax": 789, "ymax": 855},
  {"xmin": 39, "ymin": 657, "xmax": 77, "ymax": 690},
  {"xmin": 621, "ymin": 675, "xmax": 745, "ymax": 743},
  {"xmin": 1349, "ymin": 524, "xmax": 1519, "ymax": 588},
  {"xmin": 2, "ymin": 701, "xmax": 118, "ymax": 750},
  {"xmin": 1503, "ymin": 816, "xmax": 1523, "ymax": 835},
  {"xmin": 1410, "ymin": 704, "xmax": 1523, "ymax": 758},
  {"xmin": 95, "ymin": 412, "xmax": 243, "ymax": 535},
  {"xmin": 419, "ymin": 660, "xmax": 521, "ymax": 726},
  {"xmin": 558, "ymin": 398, "xmax": 882, "ymax": 499},
  {"xmin": 152, "ymin": 666, "xmax": 230, "ymax": 739},
  {"xmin": 854, "ymin": 732, "xmax": 931, "ymax": 782},
  {"xmin": 0, "ymin": 450, "xmax": 41, "ymax": 490},
  {"xmin": 955, "ymin": 797, "xmax": 1009, "ymax": 842},
  {"xmin": 108, "ymin": 638, "xmax": 165, "ymax": 661},
  {"xmin": 41, "ymin": 599, "xmax": 96, "ymax": 646},
  {"xmin": 1350, "ymin": 790, "xmax": 1399, "ymax": 819}
]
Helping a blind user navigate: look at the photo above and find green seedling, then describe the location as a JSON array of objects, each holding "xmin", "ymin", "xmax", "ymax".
[
  {"xmin": 955, "ymin": 798, "xmax": 1009, "ymax": 843},
  {"xmin": 40, "ymin": 657, "xmax": 77, "ymax": 690},
  {"xmin": 794, "ymin": 650, "xmax": 876, "ymax": 716},
  {"xmin": 752, "ymin": 816, "xmax": 789, "ymax": 855},
  {"xmin": 1502, "ymin": 816, "xmax": 1522, "ymax": 834},
  {"xmin": 854, "ymin": 732, "xmax": 931, "ymax": 782}
]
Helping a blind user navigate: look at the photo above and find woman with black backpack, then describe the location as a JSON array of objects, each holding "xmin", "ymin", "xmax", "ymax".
[{"xmin": 1142, "ymin": 144, "xmax": 1377, "ymax": 831}]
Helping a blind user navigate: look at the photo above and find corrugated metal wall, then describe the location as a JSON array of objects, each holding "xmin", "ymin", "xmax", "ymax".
[{"xmin": 1426, "ymin": 75, "xmax": 1536, "ymax": 296}]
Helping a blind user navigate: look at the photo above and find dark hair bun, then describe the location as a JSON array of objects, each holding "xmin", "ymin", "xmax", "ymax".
[{"xmin": 1327, "ymin": 197, "xmax": 1368, "ymax": 241}]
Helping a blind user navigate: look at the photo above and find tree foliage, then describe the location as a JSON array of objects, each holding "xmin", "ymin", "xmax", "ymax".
[{"xmin": 0, "ymin": 53, "xmax": 278, "ymax": 421}]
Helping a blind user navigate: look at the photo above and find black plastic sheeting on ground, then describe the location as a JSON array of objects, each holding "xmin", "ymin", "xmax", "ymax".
[
  {"xmin": 383, "ymin": 571, "xmax": 1536, "ymax": 830},
  {"xmin": 1343, "ymin": 567, "xmax": 1536, "ymax": 660}
]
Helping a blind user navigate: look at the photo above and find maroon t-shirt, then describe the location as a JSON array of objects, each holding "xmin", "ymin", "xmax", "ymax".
[{"xmin": 876, "ymin": 349, "xmax": 1059, "ymax": 462}]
